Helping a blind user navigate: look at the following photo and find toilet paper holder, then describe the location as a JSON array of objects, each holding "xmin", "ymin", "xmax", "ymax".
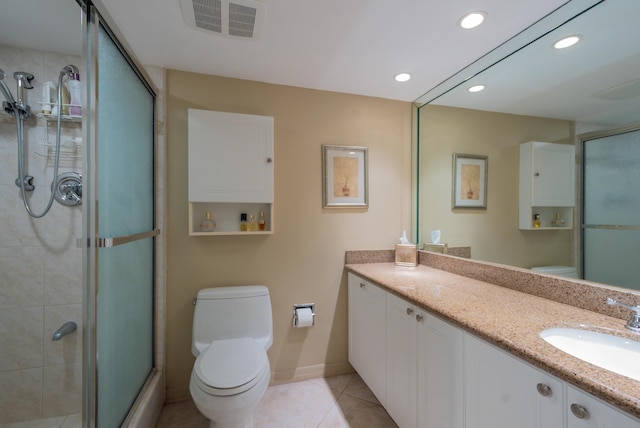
[{"xmin": 292, "ymin": 303, "xmax": 315, "ymax": 327}]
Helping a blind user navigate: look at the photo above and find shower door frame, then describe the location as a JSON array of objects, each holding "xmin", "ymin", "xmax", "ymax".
[
  {"xmin": 82, "ymin": 2, "xmax": 160, "ymax": 427},
  {"xmin": 576, "ymin": 120, "xmax": 640, "ymax": 283}
]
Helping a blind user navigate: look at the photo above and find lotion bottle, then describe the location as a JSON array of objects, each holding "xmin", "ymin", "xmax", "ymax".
[
  {"xmin": 66, "ymin": 73, "xmax": 82, "ymax": 117},
  {"xmin": 240, "ymin": 213, "xmax": 248, "ymax": 231},
  {"xmin": 258, "ymin": 211, "xmax": 266, "ymax": 231}
]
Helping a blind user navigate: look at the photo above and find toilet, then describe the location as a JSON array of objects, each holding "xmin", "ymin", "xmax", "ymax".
[
  {"xmin": 531, "ymin": 265, "xmax": 578, "ymax": 278},
  {"xmin": 189, "ymin": 286, "xmax": 273, "ymax": 428}
]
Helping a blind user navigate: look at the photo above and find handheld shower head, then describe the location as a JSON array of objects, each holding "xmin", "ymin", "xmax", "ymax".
[
  {"xmin": 61, "ymin": 64, "xmax": 80, "ymax": 77},
  {"xmin": 0, "ymin": 69, "xmax": 16, "ymax": 105}
]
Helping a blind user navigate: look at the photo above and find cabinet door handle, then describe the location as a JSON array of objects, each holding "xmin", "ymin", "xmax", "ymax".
[
  {"xmin": 359, "ymin": 282, "xmax": 366, "ymax": 288},
  {"xmin": 406, "ymin": 308, "xmax": 414, "ymax": 315},
  {"xmin": 534, "ymin": 172, "xmax": 540, "ymax": 177},
  {"xmin": 267, "ymin": 157, "xmax": 273, "ymax": 163},
  {"xmin": 416, "ymin": 314, "xmax": 424, "ymax": 322},
  {"xmin": 570, "ymin": 403, "xmax": 590, "ymax": 420},
  {"xmin": 536, "ymin": 383, "xmax": 552, "ymax": 397}
]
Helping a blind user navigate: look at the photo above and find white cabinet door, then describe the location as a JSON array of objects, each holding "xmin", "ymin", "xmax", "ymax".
[
  {"xmin": 347, "ymin": 273, "xmax": 387, "ymax": 404},
  {"xmin": 188, "ymin": 109, "xmax": 274, "ymax": 203},
  {"xmin": 465, "ymin": 334, "xmax": 564, "ymax": 428},
  {"xmin": 531, "ymin": 142, "xmax": 575, "ymax": 206},
  {"xmin": 417, "ymin": 309, "xmax": 464, "ymax": 428},
  {"xmin": 567, "ymin": 385, "xmax": 640, "ymax": 428},
  {"xmin": 386, "ymin": 292, "xmax": 417, "ymax": 428}
]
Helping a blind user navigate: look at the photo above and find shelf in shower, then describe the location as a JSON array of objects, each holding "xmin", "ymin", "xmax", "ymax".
[{"xmin": 37, "ymin": 112, "xmax": 82, "ymax": 123}]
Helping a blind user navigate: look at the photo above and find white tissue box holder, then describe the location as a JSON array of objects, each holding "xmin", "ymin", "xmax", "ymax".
[{"xmin": 395, "ymin": 244, "xmax": 417, "ymax": 267}]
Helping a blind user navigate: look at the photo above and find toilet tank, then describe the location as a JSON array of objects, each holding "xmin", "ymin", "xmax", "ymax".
[
  {"xmin": 192, "ymin": 285, "xmax": 273, "ymax": 357},
  {"xmin": 531, "ymin": 265, "xmax": 578, "ymax": 278}
]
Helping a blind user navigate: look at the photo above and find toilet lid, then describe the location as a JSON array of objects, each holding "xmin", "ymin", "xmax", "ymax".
[{"xmin": 195, "ymin": 338, "xmax": 268, "ymax": 394}]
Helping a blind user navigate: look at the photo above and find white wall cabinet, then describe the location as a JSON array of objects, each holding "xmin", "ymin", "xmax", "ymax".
[
  {"xmin": 567, "ymin": 385, "xmax": 640, "ymax": 428},
  {"xmin": 348, "ymin": 272, "xmax": 640, "ymax": 428},
  {"xmin": 187, "ymin": 108, "xmax": 274, "ymax": 235},
  {"xmin": 519, "ymin": 141, "xmax": 575, "ymax": 230},
  {"xmin": 347, "ymin": 273, "xmax": 387, "ymax": 404},
  {"xmin": 465, "ymin": 334, "xmax": 564, "ymax": 428}
]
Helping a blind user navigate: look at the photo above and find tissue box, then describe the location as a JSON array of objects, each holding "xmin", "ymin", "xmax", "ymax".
[{"xmin": 395, "ymin": 244, "xmax": 417, "ymax": 266}]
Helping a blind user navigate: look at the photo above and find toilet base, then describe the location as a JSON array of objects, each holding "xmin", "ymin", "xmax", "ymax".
[{"xmin": 208, "ymin": 416, "xmax": 253, "ymax": 428}]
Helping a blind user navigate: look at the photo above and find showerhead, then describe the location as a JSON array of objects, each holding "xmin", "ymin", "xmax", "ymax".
[
  {"xmin": 0, "ymin": 69, "xmax": 17, "ymax": 111},
  {"xmin": 61, "ymin": 64, "xmax": 79, "ymax": 77}
]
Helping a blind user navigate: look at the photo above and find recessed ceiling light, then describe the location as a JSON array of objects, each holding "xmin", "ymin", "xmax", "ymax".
[
  {"xmin": 468, "ymin": 84, "xmax": 485, "ymax": 93},
  {"xmin": 554, "ymin": 35, "xmax": 582, "ymax": 49},
  {"xmin": 459, "ymin": 11, "xmax": 486, "ymax": 29},
  {"xmin": 395, "ymin": 73, "xmax": 411, "ymax": 82}
]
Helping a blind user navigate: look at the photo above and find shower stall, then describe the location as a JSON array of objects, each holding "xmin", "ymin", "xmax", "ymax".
[
  {"xmin": 580, "ymin": 124, "xmax": 640, "ymax": 290},
  {"xmin": 0, "ymin": 0, "xmax": 163, "ymax": 427}
]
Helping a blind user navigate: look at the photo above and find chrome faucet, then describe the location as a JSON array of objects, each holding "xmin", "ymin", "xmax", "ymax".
[{"xmin": 607, "ymin": 298, "xmax": 640, "ymax": 333}]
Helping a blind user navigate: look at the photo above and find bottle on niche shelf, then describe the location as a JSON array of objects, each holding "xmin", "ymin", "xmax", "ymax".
[
  {"xmin": 533, "ymin": 213, "xmax": 541, "ymax": 228},
  {"xmin": 240, "ymin": 213, "xmax": 248, "ymax": 231},
  {"xmin": 248, "ymin": 213, "xmax": 259, "ymax": 231},
  {"xmin": 551, "ymin": 212, "xmax": 565, "ymax": 227},
  {"xmin": 200, "ymin": 211, "xmax": 216, "ymax": 232},
  {"xmin": 258, "ymin": 211, "xmax": 266, "ymax": 231}
]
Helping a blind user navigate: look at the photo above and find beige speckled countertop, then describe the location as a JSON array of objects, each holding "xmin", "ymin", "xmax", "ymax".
[{"xmin": 345, "ymin": 258, "xmax": 640, "ymax": 420}]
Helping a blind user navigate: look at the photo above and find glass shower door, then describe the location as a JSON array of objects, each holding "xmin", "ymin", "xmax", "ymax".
[
  {"xmin": 582, "ymin": 127, "xmax": 640, "ymax": 290},
  {"xmin": 86, "ymin": 15, "xmax": 157, "ymax": 428}
]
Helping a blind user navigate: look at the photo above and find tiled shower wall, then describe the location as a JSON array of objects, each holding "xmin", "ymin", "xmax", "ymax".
[{"xmin": 0, "ymin": 46, "xmax": 83, "ymax": 424}]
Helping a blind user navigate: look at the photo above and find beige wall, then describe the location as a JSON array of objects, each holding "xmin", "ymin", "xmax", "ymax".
[
  {"xmin": 418, "ymin": 105, "xmax": 574, "ymax": 268},
  {"xmin": 165, "ymin": 70, "xmax": 412, "ymax": 402}
]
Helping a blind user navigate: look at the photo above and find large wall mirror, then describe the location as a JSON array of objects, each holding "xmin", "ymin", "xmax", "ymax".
[{"xmin": 414, "ymin": 0, "xmax": 640, "ymax": 291}]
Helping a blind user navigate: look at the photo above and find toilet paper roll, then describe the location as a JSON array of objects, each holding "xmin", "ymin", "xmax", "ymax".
[{"xmin": 294, "ymin": 307, "xmax": 314, "ymax": 328}]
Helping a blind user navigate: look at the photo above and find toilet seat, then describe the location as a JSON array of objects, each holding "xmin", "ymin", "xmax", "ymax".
[{"xmin": 194, "ymin": 337, "xmax": 269, "ymax": 397}]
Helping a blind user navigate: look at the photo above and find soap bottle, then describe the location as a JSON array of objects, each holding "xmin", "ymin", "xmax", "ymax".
[
  {"xmin": 200, "ymin": 211, "xmax": 216, "ymax": 232},
  {"xmin": 533, "ymin": 213, "xmax": 541, "ymax": 228},
  {"xmin": 240, "ymin": 213, "xmax": 248, "ymax": 231},
  {"xmin": 66, "ymin": 73, "xmax": 82, "ymax": 117},
  {"xmin": 247, "ymin": 213, "xmax": 258, "ymax": 231},
  {"xmin": 258, "ymin": 211, "xmax": 266, "ymax": 231},
  {"xmin": 551, "ymin": 212, "xmax": 565, "ymax": 227}
]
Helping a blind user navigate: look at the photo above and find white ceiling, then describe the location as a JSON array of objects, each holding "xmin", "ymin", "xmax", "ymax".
[
  {"xmin": 93, "ymin": 0, "xmax": 568, "ymax": 102},
  {"xmin": 4, "ymin": 0, "xmax": 636, "ymax": 126}
]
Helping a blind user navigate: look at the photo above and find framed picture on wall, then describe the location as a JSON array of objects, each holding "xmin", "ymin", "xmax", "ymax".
[
  {"xmin": 322, "ymin": 145, "xmax": 369, "ymax": 208},
  {"xmin": 452, "ymin": 153, "xmax": 488, "ymax": 209}
]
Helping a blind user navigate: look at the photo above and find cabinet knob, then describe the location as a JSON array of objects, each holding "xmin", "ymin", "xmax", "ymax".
[
  {"xmin": 416, "ymin": 314, "xmax": 424, "ymax": 322},
  {"xmin": 406, "ymin": 308, "xmax": 414, "ymax": 315},
  {"xmin": 536, "ymin": 383, "xmax": 552, "ymax": 397},
  {"xmin": 360, "ymin": 282, "xmax": 365, "ymax": 288},
  {"xmin": 534, "ymin": 172, "xmax": 540, "ymax": 177},
  {"xmin": 570, "ymin": 403, "xmax": 590, "ymax": 420},
  {"xmin": 267, "ymin": 157, "xmax": 273, "ymax": 163}
]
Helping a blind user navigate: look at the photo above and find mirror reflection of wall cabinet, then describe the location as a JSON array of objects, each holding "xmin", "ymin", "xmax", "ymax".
[
  {"xmin": 519, "ymin": 141, "xmax": 575, "ymax": 230},
  {"xmin": 187, "ymin": 109, "xmax": 274, "ymax": 235}
]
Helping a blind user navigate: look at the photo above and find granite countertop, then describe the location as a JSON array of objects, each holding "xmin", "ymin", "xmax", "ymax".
[{"xmin": 345, "ymin": 261, "xmax": 640, "ymax": 419}]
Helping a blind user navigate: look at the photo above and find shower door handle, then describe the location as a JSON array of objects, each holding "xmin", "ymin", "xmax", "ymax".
[{"xmin": 77, "ymin": 228, "xmax": 160, "ymax": 248}]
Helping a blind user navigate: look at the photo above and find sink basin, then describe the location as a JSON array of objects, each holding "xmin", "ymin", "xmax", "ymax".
[{"xmin": 540, "ymin": 328, "xmax": 640, "ymax": 381}]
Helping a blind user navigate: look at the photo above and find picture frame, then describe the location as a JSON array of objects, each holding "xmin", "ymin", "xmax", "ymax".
[
  {"xmin": 322, "ymin": 145, "xmax": 369, "ymax": 208},
  {"xmin": 452, "ymin": 153, "xmax": 488, "ymax": 209}
]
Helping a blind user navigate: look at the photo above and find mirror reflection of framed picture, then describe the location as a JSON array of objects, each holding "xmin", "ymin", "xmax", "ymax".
[
  {"xmin": 452, "ymin": 153, "xmax": 488, "ymax": 209},
  {"xmin": 322, "ymin": 145, "xmax": 368, "ymax": 208}
]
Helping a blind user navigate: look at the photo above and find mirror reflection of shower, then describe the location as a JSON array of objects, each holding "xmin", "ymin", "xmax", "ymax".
[{"xmin": 0, "ymin": 64, "xmax": 82, "ymax": 217}]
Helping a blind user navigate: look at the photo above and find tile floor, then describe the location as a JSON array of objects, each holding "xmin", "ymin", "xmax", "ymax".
[{"xmin": 156, "ymin": 373, "xmax": 398, "ymax": 428}]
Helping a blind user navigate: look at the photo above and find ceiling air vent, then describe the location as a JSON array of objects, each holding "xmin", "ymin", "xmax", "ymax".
[{"xmin": 180, "ymin": 0, "xmax": 266, "ymax": 40}]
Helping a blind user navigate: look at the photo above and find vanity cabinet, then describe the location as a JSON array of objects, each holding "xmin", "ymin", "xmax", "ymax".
[
  {"xmin": 187, "ymin": 108, "xmax": 274, "ymax": 235},
  {"xmin": 465, "ymin": 334, "xmax": 564, "ymax": 428},
  {"xmin": 385, "ymin": 293, "xmax": 417, "ymax": 428},
  {"xmin": 347, "ymin": 273, "xmax": 386, "ymax": 404},
  {"xmin": 417, "ymin": 307, "xmax": 464, "ymax": 428},
  {"xmin": 519, "ymin": 141, "xmax": 575, "ymax": 230},
  {"xmin": 567, "ymin": 385, "xmax": 640, "ymax": 428}
]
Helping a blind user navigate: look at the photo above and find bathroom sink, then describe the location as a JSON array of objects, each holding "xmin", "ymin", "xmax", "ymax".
[{"xmin": 540, "ymin": 328, "xmax": 640, "ymax": 381}]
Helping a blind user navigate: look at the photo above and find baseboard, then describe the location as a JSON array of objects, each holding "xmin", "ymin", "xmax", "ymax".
[
  {"xmin": 124, "ymin": 370, "xmax": 165, "ymax": 428},
  {"xmin": 270, "ymin": 361, "xmax": 354, "ymax": 386}
]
